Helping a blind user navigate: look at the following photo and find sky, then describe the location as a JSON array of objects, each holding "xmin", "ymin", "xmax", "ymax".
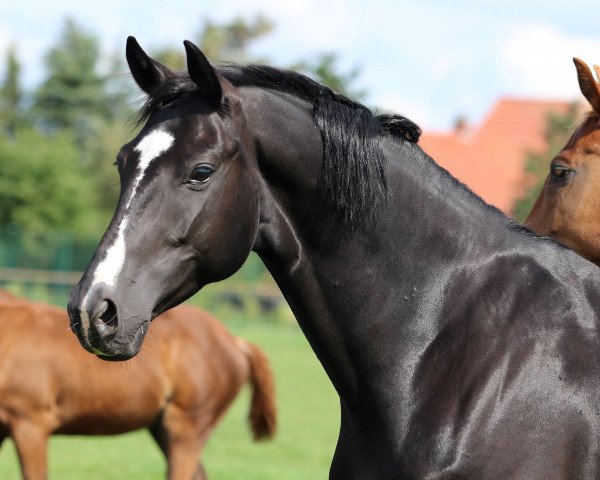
[{"xmin": 1, "ymin": 0, "xmax": 600, "ymax": 131}]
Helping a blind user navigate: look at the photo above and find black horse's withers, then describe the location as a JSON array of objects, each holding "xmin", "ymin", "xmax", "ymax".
[{"xmin": 68, "ymin": 37, "xmax": 600, "ymax": 479}]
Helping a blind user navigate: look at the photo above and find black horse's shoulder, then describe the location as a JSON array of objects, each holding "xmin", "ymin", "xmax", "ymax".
[{"xmin": 432, "ymin": 249, "xmax": 600, "ymax": 342}]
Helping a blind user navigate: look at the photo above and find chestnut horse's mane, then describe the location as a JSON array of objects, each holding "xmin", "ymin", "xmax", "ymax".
[
  {"xmin": 565, "ymin": 108, "xmax": 600, "ymax": 142},
  {"xmin": 583, "ymin": 109, "xmax": 600, "ymax": 123}
]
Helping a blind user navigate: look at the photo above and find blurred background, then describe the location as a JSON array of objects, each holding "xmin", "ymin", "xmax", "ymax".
[{"xmin": 0, "ymin": 0, "xmax": 599, "ymax": 478}]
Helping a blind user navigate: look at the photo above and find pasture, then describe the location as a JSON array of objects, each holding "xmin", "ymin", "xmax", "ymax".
[{"xmin": 0, "ymin": 317, "xmax": 339, "ymax": 479}]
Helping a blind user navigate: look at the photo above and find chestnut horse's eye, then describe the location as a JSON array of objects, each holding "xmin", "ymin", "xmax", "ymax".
[
  {"xmin": 550, "ymin": 164, "xmax": 572, "ymax": 182},
  {"xmin": 189, "ymin": 165, "xmax": 214, "ymax": 184}
]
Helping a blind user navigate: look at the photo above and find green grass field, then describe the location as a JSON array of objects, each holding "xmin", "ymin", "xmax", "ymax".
[{"xmin": 0, "ymin": 321, "xmax": 339, "ymax": 479}]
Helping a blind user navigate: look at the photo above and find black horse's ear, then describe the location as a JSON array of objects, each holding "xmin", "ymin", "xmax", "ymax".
[
  {"xmin": 126, "ymin": 36, "xmax": 173, "ymax": 94},
  {"xmin": 183, "ymin": 40, "xmax": 222, "ymax": 105}
]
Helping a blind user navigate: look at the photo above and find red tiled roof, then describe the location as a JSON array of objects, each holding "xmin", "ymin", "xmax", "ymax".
[{"xmin": 419, "ymin": 98, "xmax": 573, "ymax": 213}]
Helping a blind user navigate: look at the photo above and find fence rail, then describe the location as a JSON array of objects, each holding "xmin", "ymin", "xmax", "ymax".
[
  {"xmin": 0, "ymin": 267, "xmax": 287, "ymax": 317},
  {"xmin": 0, "ymin": 267, "xmax": 83, "ymax": 285}
]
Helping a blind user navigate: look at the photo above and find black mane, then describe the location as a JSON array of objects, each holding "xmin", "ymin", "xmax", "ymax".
[{"xmin": 137, "ymin": 64, "xmax": 421, "ymax": 231}]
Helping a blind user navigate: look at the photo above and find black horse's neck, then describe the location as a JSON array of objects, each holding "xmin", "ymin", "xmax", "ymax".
[{"xmin": 244, "ymin": 86, "xmax": 516, "ymax": 439}]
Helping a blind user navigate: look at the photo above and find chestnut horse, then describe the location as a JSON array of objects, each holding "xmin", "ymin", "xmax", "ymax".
[
  {"xmin": 0, "ymin": 298, "xmax": 276, "ymax": 480},
  {"xmin": 526, "ymin": 58, "xmax": 600, "ymax": 265},
  {"xmin": 69, "ymin": 38, "xmax": 600, "ymax": 478}
]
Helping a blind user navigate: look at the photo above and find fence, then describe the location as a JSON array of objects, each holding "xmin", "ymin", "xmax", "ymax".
[
  {"xmin": 0, "ymin": 226, "xmax": 291, "ymax": 322},
  {"xmin": 0, "ymin": 225, "xmax": 99, "ymax": 272}
]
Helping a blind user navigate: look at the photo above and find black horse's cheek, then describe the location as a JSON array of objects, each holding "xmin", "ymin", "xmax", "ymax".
[
  {"xmin": 193, "ymin": 229, "xmax": 256, "ymax": 285},
  {"xmin": 186, "ymin": 176, "xmax": 260, "ymax": 284}
]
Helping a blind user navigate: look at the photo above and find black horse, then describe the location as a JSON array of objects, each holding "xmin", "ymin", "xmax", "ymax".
[{"xmin": 68, "ymin": 37, "xmax": 600, "ymax": 479}]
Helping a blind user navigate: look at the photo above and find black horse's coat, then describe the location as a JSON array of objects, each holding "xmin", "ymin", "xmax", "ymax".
[{"xmin": 69, "ymin": 37, "xmax": 600, "ymax": 479}]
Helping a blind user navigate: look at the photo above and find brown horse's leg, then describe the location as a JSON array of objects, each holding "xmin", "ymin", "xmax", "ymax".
[
  {"xmin": 149, "ymin": 419, "xmax": 168, "ymax": 454},
  {"xmin": 150, "ymin": 418, "xmax": 207, "ymax": 480},
  {"xmin": 193, "ymin": 463, "xmax": 207, "ymax": 480},
  {"xmin": 152, "ymin": 406, "xmax": 211, "ymax": 480},
  {"xmin": 11, "ymin": 420, "xmax": 48, "ymax": 480}
]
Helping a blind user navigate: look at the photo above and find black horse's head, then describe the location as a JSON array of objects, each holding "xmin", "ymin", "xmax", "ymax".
[{"xmin": 68, "ymin": 38, "xmax": 261, "ymax": 360}]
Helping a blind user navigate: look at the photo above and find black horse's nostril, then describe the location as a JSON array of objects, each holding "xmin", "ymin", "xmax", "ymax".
[
  {"xmin": 85, "ymin": 298, "xmax": 122, "ymax": 354},
  {"xmin": 98, "ymin": 299, "xmax": 118, "ymax": 327},
  {"xmin": 89, "ymin": 298, "xmax": 119, "ymax": 344},
  {"xmin": 89, "ymin": 298, "xmax": 119, "ymax": 335}
]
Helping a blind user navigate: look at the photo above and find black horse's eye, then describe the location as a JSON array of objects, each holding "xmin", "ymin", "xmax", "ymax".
[
  {"xmin": 550, "ymin": 164, "xmax": 572, "ymax": 182},
  {"xmin": 189, "ymin": 165, "xmax": 214, "ymax": 184}
]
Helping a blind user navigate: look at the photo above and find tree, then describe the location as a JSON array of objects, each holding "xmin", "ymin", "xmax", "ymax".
[
  {"xmin": 0, "ymin": 45, "xmax": 24, "ymax": 135},
  {"xmin": 199, "ymin": 13, "xmax": 273, "ymax": 62},
  {"xmin": 0, "ymin": 13, "xmax": 365, "ymax": 274},
  {"xmin": 512, "ymin": 105, "xmax": 578, "ymax": 222},
  {"xmin": 103, "ymin": 54, "xmax": 136, "ymax": 122},
  {"xmin": 33, "ymin": 19, "xmax": 108, "ymax": 128},
  {"xmin": 152, "ymin": 14, "xmax": 274, "ymax": 68},
  {"xmin": 0, "ymin": 128, "xmax": 105, "ymax": 246},
  {"xmin": 152, "ymin": 14, "xmax": 364, "ymax": 99},
  {"xmin": 293, "ymin": 52, "xmax": 365, "ymax": 100},
  {"xmin": 31, "ymin": 18, "xmax": 130, "ymax": 158}
]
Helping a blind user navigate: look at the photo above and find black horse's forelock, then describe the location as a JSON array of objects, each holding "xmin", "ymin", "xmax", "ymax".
[{"xmin": 136, "ymin": 64, "xmax": 421, "ymax": 231}]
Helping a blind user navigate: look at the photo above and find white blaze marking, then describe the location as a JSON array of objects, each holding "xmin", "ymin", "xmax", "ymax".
[
  {"xmin": 127, "ymin": 129, "xmax": 176, "ymax": 209},
  {"xmin": 79, "ymin": 128, "xmax": 174, "ymax": 336},
  {"xmin": 92, "ymin": 219, "xmax": 128, "ymax": 288}
]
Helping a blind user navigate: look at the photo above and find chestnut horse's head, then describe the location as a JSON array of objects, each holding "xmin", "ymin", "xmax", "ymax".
[
  {"xmin": 525, "ymin": 58, "xmax": 600, "ymax": 265},
  {"xmin": 68, "ymin": 38, "xmax": 261, "ymax": 360}
]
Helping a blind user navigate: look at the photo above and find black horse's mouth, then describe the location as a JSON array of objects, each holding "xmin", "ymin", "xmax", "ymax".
[
  {"xmin": 152, "ymin": 294, "xmax": 174, "ymax": 319},
  {"xmin": 95, "ymin": 352, "xmax": 136, "ymax": 362},
  {"xmin": 152, "ymin": 284, "xmax": 202, "ymax": 319},
  {"xmin": 85, "ymin": 319, "xmax": 150, "ymax": 362}
]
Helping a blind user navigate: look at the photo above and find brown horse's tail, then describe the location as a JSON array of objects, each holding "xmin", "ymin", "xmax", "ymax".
[{"xmin": 237, "ymin": 339, "xmax": 277, "ymax": 440}]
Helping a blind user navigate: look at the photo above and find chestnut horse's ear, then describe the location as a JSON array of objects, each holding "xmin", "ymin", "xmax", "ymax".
[
  {"xmin": 573, "ymin": 58, "xmax": 600, "ymax": 114},
  {"xmin": 183, "ymin": 40, "xmax": 222, "ymax": 105},
  {"xmin": 594, "ymin": 65, "xmax": 600, "ymax": 84},
  {"xmin": 126, "ymin": 36, "xmax": 173, "ymax": 94}
]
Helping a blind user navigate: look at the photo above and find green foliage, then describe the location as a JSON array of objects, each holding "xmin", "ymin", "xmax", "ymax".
[
  {"xmin": 200, "ymin": 13, "xmax": 274, "ymax": 62},
  {"xmin": 0, "ymin": 128, "xmax": 101, "ymax": 234},
  {"xmin": 152, "ymin": 14, "xmax": 274, "ymax": 68},
  {"xmin": 0, "ymin": 13, "xmax": 364, "ymax": 278},
  {"xmin": 512, "ymin": 105, "xmax": 579, "ymax": 222},
  {"xmin": 152, "ymin": 14, "xmax": 364, "ymax": 100},
  {"xmin": 151, "ymin": 47, "xmax": 187, "ymax": 71},
  {"xmin": 0, "ymin": 19, "xmax": 136, "ymax": 270},
  {"xmin": 0, "ymin": 45, "xmax": 23, "ymax": 135},
  {"xmin": 33, "ymin": 19, "xmax": 111, "ymax": 132},
  {"xmin": 85, "ymin": 120, "xmax": 137, "ymax": 213},
  {"xmin": 30, "ymin": 17, "xmax": 133, "ymax": 168},
  {"xmin": 103, "ymin": 54, "xmax": 136, "ymax": 121},
  {"xmin": 293, "ymin": 52, "xmax": 365, "ymax": 100}
]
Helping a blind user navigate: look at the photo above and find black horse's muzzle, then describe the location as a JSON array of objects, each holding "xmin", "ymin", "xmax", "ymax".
[{"xmin": 67, "ymin": 284, "xmax": 149, "ymax": 361}]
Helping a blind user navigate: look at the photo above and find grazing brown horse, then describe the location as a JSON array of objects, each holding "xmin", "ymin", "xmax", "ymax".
[
  {"xmin": 526, "ymin": 58, "xmax": 600, "ymax": 265},
  {"xmin": 0, "ymin": 299, "xmax": 276, "ymax": 480}
]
